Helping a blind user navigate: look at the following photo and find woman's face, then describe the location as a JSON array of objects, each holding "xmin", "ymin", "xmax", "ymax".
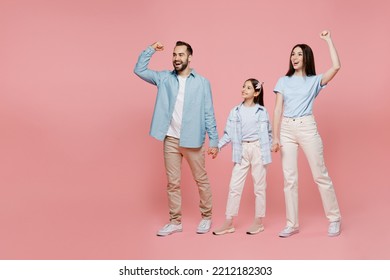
[{"xmin": 291, "ymin": 46, "xmax": 304, "ymax": 71}]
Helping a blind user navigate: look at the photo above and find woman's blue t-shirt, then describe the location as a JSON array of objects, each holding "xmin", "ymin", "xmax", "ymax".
[{"xmin": 274, "ymin": 74, "xmax": 325, "ymax": 118}]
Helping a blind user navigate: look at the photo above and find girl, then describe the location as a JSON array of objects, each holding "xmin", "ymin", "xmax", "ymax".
[
  {"xmin": 213, "ymin": 78, "xmax": 272, "ymax": 235},
  {"xmin": 272, "ymin": 30, "xmax": 342, "ymax": 237}
]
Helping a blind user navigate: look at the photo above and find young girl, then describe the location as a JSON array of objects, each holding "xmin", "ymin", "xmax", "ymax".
[
  {"xmin": 212, "ymin": 78, "xmax": 272, "ymax": 235},
  {"xmin": 272, "ymin": 30, "xmax": 342, "ymax": 237}
]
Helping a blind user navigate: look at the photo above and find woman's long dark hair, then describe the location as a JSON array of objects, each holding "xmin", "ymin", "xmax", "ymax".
[
  {"xmin": 246, "ymin": 78, "xmax": 264, "ymax": 106},
  {"xmin": 286, "ymin": 44, "xmax": 316, "ymax": 77}
]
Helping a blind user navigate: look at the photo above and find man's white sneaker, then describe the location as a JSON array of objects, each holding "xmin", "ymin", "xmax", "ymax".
[
  {"xmin": 157, "ymin": 223, "xmax": 183, "ymax": 236},
  {"xmin": 278, "ymin": 226, "xmax": 299, "ymax": 237},
  {"xmin": 328, "ymin": 221, "xmax": 341, "ymax": 237},
  {"xmin": 196, "ymin": 219, "xmax": 212, "ymax": 234}
]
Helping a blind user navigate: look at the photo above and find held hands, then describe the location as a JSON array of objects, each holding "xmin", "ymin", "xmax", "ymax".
[
  {"xmin": 207, "ymin": 147, "xmax": 219, "ymax": 159},
  {"xmin": 151, "ymin": 41, "xmax": 164, "ymax": 51},
  {"xmin": 271, "ymin": 140, "xmax": 282, "ymax": 153}
]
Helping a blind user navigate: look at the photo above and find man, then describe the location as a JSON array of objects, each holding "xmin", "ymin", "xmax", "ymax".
[{"xmin": 134, "ymin": 41, "xmax": 219, "ymax": 236}]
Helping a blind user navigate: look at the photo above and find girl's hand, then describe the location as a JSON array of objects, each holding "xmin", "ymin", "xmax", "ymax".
[
  {"xmin": 271, "ymin": 141, "xmax": 282, "ymax": 152},
  {"xmin": 320, "ymin": 30, "xmax": 331, "ymax": 41},
  {"xmin": 207, "ymin": 147, "xmax": 219, "ymax": 159},
  {"xmin": 151, "ymin": 42, "xmax": 164, "ymax": 51}
]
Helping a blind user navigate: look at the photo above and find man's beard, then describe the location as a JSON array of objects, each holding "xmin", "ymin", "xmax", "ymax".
[{"xmin": 173, "ymin": 60, "xmax": 188, "ymax": 72}]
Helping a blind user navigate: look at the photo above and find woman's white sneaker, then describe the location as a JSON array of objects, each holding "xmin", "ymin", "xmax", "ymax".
[
  {"xmin": 278, "ymin": 226, "xmax": 299, "ymax": 237},
  {"xmin": 328, "ymin": 221, "xmax": 341, "ymax": 237}
]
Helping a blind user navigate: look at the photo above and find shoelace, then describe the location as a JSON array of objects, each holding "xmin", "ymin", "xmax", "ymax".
[
  {"xmin": 164, "ymin": 224, "xmax": 175, "ymax": 230},
  {"xmin": 329, "ymin": 222, "xmax": 339, "ymax": 230}
]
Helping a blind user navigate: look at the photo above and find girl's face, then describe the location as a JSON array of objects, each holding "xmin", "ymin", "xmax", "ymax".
[
  {"xmin": 291, "ymin": 46, "xmax": 304, "ymax": 71},
  {"xmin": 241, "ymin": 81, "xmax": 258, "ymax": 101}
]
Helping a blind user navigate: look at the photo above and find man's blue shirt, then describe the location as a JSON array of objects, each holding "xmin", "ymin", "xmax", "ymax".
[{"xmin": 134, "ymin": 46, "xmax": 218, "ymax": 148}]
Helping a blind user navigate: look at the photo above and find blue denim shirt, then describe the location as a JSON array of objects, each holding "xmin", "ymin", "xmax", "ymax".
[
  {"xmin": 218, "ymin": 103, "xmax": 272, "ymax": 165},
  {"xmin": 134, "ymin": 46, "xmax": 219, "ymax": 148}
]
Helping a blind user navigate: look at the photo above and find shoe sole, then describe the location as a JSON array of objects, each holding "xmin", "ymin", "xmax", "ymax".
[
  {"xmin": 212, "ymin": 228, "xmax": 235, "ymax": 235},
  {"xmin": 246, "ymin": 225, "xmax": 265, "ymax": 235},
  {"xmin": 156, "ymin": 229, "xmax": 183, "ymax": 237},
  {"xmin": 278, "ymin": 229, "xmax": 299, "ymax": 238}
]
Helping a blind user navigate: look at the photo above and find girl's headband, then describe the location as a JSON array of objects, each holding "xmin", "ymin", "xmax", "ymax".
[{"xmin": 255, "ymin": 81, "xmax": 264, "ymax": 90}]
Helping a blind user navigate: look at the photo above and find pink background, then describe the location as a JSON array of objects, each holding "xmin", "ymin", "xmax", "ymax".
[{"xmin": 1, "ymin": 0, "xmax": 389, "ymax": 259}]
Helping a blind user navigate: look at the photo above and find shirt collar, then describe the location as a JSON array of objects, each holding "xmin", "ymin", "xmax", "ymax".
[
  {"xmin": 237, "ymin": 102, "xmax": 263, "ymax": 112},
  {"xmin": 172, "ymin": 68, "xmax": 196, "ymax": 78}
]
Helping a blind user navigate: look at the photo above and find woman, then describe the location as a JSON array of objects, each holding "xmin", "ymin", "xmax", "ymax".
[{"xmin": 272, "ymin": 30, "xmax": 341, "ymax": 237}]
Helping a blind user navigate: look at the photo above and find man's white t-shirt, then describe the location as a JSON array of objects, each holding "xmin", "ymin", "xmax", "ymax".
[{"xmin": 167, "ymin": 76, "xmax": 187, "ymax": 138}]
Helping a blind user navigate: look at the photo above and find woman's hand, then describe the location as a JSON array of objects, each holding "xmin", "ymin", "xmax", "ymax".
[
  {"xmin": 320, "ymin": 30, "xmax": 331, "ymax": 41},
  {"xmin": 271, "ymin": 140, "xmax": 282, "ymax": 153}
]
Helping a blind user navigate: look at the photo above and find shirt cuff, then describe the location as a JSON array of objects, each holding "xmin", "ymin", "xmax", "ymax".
[{"xmin": 146, "ymin": 45, "xmax": 156, "ymax": 54}]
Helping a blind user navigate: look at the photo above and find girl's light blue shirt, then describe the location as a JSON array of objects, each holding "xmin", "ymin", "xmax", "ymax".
[{"xmin": 218, "ymin": 103, "xmax": 272, "ymax": 165}]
